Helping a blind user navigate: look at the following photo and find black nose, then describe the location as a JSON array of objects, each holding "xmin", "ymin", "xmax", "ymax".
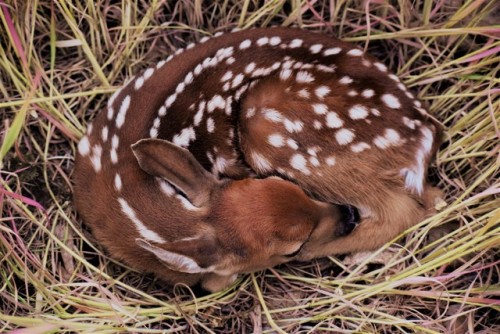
[{"xmin": 337, "ymin": 205, "xmax": 360, "ymax": 236}]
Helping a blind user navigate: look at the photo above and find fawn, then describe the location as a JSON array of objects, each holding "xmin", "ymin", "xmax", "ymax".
[{"xmin": 73, "ymin": 27, "xmax": 442, "ymax": 292}]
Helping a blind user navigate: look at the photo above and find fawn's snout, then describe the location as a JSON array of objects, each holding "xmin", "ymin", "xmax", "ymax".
[{"xmin": 338, "ymin": 205, "xmax": 361, "ymax": 236}]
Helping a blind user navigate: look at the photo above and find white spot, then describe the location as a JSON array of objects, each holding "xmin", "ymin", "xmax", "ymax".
[
  {"xmin": 313, "ymin": 103, "xmax": 328, "ymax": 115},
  {"xmin": 406, "ymin": 91, "xmax": 415, "ymax": 99},
  {"xmin": 143, "ymin": 68, "xmax": 154, "ymax": 80},
  {"xmin": 200, "ymin": 36, "xmax": 210, "ymax": 43},
  {"xmin": 335, "ymin": 129, "xmax": 355, "ymax": 145},
  {"xmin": 231, "ymin": 74, "xmax": 244, "ymax": 88},
  {"xmin": 257, "ymin": 37, "xmax": 269, "ymax": 46},
  {"xmin": 77, "ymin": 136, "xmax": 90, "ymax": 156},
  {"xmin": 269, "ymin": 36, "xmax": 281, "ymax": 45},
  {"xmin": 165, "ymin": 94, "xmax": 177, "ymax": 108},
  {"xmin": 287, "ymin": 139, "xmax": 299, "ymax": 150},
  {"xmin": 149, "ymin": 128, "xmax": 158, "ymax": 138},
  {"xmin": 361, "ymin": 89, "xmax": 375, "ymax": 98},
  {"xmin": 245, "ymin": 62, "xmax": 256, "ymax": 74},
  {"xmin": 326, "ymin": 112, "xmax": 343, "ymax": 128},
  {"xmin": 194, "ymin": 64, "xmax": 203, "ymax": 75},
  {"xmin": 339, "ymin": 76, "xmax": 353, "ymax": 85},
  {"xmin": 87, "ymin": 123, "xmax": 93, "ymax": 135},
  {"xmin": 212, "ymin": 156, "xmax": 231, "ymax": 175},
  {"xmin": 374, "ymin": 62, "xmax": 387, "ymax": 72},
  {"xmin": 374, "ymin": 128, "xmax": 402, "ymax": 149},
  {"xmin": 110, "ymin": 149, "xmax": 118, "ymax": 164},
  {"xmin": 349, "ymin": 105, "xmax": 369, "ymax": 120},
  {"xmin": 347, "ymin": 49, "xmax": 363, "ymax": 56},
  {"xmin": 108, "ymin": 88, "xmax": 121, "ymax": 108},
  {"xmin": 221, "ymin": 70, "xmax": 233, "ymax": 82},
  {"xmin": 403, "ymin": 127, "xmax": 434, "ymax": 195},
  {"xmin": 156, "ymin": 59, "xmax": 167, "ymax": 69},
  {"xmin": 289, "ymin": 39, "xmax": 303, "ymax": 48},
  {"xmin": 207, "ymin": 117, "xmax": 215, "ymax": 133},
  {"xmin": 184, "ymin": 72, "xmax": 194, "ymax": 85},
  {"xmin": 90, "ymin": 145, "xmax": 103, "ymax": 172},
  {"xmin": 193, "ymin": 101, "xmax": 205, "ymax": 126},
  {"xmin": 326, "ymin": 156, "xmax": 336, "ymax": 166},
  {"xmin": 240, "ymin": 39, "xmax": 251, "ymax": 49},
  {"xmin": 382, "ymin": 94, "xmax": 401, "ymax": 109},
  {"xmin": 290, "ymin": 154, "xmax": 310, "ymax": 175},
  {"xmin": 315, "ymin": 86, "xmax": 330, "ymax": 99},
  {"xmin": 362, "ymin": 59, "xmax": 371, "ymax": 67},
  {"xmin": 175, "ymin": 82, "xmax": 185, "ymax": 94},
  {"xmin": 348, "ymin": 90, "xmax": 358, "ymax": 97},
  {"xmin": 263, "ymin": 108, "xmax": 283, "ymax": 123},
  {"xmin": 246, "ymin": 107, "xmax": 256, "ymax": 118},
  {"xmin": 388, "ymin": 74, "xmax": 400, "ymax": 82},
  {"xmin": 282, "ymin": 59, "xmax": 294, "ymax": 69},
  {"xmin": 107, "ymin": 107, "xmax": 114, "ymax": 120},
  {"xmin": 316, "ymin": 64, "xmax": 336, "ymax": 73},
  {"xmin": 135, "ymin": 77, "xmax": 145, "ymax": 90},
  {"xmin": 296, "ymin": 71, "xmax": 314, "ymax": 83},
  {"xmin": 118, "ymin": 198, "xmax": 166, "ymax": 243},
  {"xmin": 351, "ymin": 142, "xmax": 371, "ymax": 153},
  {"xmin": 323, "ymin": 47, "xmax": 341, "ymax": 56},
  {"xmin": 371, "ymin": 108, "xmax": 381, "ymax": 116},
  {"xmin": 172, "ymin": 127, "xmax": 196, "ymax": 148},
  {"xmin": 223, "ymin": 82, "xmax": 230, "ymax": 91},
  {"xmin": 226, "ymin": 57, "xmax": 235, "ymax": 65},
  {"xmin": 268, "ymin": 134, "xmax": 284, "ymax": 147},
  {"xmin": 402, "ymin": 116, "xmax": 417, "ymax": 129},
  {"xmin": 115, "ymin": 95, "xmax": 131, "ymax": 128},
  {"xmin": 186, "ymin": 43, "xmax": 195, "ymax": 50},
  {"xmin": 280, "ymin": 69, "xmax": 292, "ymax": 81},
  {"xmin": 309, "ymin": 44, "xmax": 323, "ymax": 54},
  {"xmin": 214, "ymin": 32, "xmax": 223, "ymax": 37},
  {"xmin": 307, "ymin": 147, "xmax": 320, "ymax": 156},
  {"xmin": 414, "ymin": 100, "xmax": 422, "ymax": 108},
  {"xmin": 284, "ymin": 119, "xmax": 304, "ymax": 133},
  {"xmin": 101, "ymin": 126, "xmax": 109, "ymax": 142},
  {"xmin": 207, "ymin": 95, "xmax": 226, "ymax": 112},
  {"xmin": 158, "ymin": 105, "xmax": 167, "ymax": 117},
  {"xmin": 235, "ymin": 84, "xmax": 248, "ymax": 100},
  {"xmin": 225, "ymin": 96, "xmax": 233, "ymax": 116},
  {"xmin": 397, "ymin": 83, "xmax": 407, "ymax": 92},
  {"xmin": 298, "ymin": 88, "xmax": 310, "ymax": 99},
  {"xmin": 114, "ymin": 174, "xmax": 122, "ymax": 191},
  {"xmin": 309, "ymin": 156, "xmax": 320, "ymax": 167},
  {"xmin": 313, "ymin": 120, "xmax": 323, "ymax": 130},
  {"xmin": 251, "ymin": 152, "xmax": 272, "ymax": 172}
]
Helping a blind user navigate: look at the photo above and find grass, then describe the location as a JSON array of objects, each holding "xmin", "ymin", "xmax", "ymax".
[{"xmin": 1, "ymin": 0, "xmax": 499, "ymax": 333}]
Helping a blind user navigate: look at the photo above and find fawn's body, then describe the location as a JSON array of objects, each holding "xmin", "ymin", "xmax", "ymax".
[{"xmin": 74, "ymin": 28, "xmax": 442, "ymax": 291}]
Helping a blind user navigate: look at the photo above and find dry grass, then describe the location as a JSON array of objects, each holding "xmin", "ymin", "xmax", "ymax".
[{"xmin": 1, "ymin": 0, "xmax": 499, "ymax": 333}]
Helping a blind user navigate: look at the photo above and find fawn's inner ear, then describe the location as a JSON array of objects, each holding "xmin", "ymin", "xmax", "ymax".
[
  {"xmin": 131, "ymin": 138, "xmax": 217, "ymax": 207},
  {"xmin": 136, "ymin": 238, "xmax": 212, "ymax": 274}
]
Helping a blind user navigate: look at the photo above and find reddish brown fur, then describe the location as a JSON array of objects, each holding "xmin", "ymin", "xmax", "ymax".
[{"xmin": 74, "ymin": 27, "xmax": 442, "ymax": 291}]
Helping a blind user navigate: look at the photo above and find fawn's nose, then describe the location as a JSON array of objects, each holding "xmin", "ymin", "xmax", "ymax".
[{"xmin": 337, "ymin": 205, "xmax": 360, "ymax": 237}]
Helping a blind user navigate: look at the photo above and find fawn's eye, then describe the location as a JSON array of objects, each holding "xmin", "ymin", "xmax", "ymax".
[{"xmin": 284, "ymin": 243, "xmax": 304, "ymax": 258}]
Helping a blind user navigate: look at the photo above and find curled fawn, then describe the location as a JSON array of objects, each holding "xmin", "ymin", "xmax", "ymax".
[{"xmin": 73, "ymin": 27, "xmax": 442, "ymax": 292}]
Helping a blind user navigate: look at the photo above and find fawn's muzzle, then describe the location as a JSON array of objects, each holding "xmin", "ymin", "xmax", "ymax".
[{"xmin": 337, "ymin": 205, "xmax": 360, "ymax": 236}]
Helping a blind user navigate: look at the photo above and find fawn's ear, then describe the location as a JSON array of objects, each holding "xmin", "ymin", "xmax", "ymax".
[
  {"xmin": 132, "ymin": 139, "xmax": 217, "ymax": 207},
  {"xmin": 136, "ymin": 238, "xmax": 214, "ymax": 274}
]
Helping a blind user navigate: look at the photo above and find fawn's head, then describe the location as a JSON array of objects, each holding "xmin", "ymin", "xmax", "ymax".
[{"xmin": 131, "ymin": 139, "xmax": 358, "ymax": 285}]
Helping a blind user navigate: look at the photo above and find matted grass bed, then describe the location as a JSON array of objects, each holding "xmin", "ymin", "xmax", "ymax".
[{"xmin": 1, "ymin": 1, "xmax": 499, "ymax": 333}]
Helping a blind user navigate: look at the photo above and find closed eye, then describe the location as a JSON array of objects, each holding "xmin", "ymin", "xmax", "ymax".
[{"xmin": 284, "ymin": 243, "xmax": 304, "ymax": 258}]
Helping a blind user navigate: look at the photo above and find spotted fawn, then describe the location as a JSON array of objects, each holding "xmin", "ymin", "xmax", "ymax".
[{"xmin": 73, "ymin": 27, "xmax": 442, "ymax": 292}]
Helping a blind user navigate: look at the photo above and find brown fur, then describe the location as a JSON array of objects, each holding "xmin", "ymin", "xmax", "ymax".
[{"xmin": 74, "ymin": 27, "xmax": 443, "ymax": 291}]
